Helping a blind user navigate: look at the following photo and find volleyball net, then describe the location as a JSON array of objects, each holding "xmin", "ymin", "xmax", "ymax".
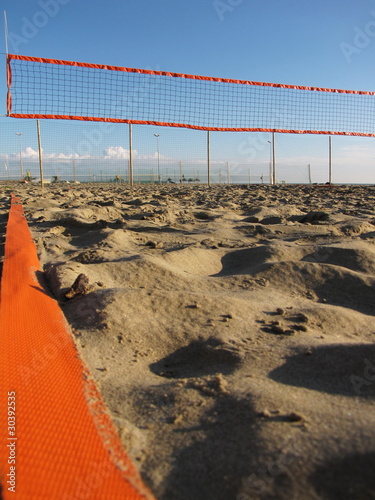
[{"xmin": 6, "ymin": 53, "xmax": 375, "ymax": 137}]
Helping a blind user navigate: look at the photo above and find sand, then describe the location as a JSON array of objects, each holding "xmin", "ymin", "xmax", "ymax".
[{"xmin": 1, "ymin": 182, "xmax": 375, "ymax": 500}]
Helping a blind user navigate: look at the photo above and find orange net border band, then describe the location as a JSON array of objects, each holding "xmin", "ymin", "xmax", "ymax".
[
  {"xmin": 8, "ymin": 53, "xmax": 375, "ymax": 96},
  {"xmin": 6, "ymin": 113, "xmax": 375, "ymax": 137}
]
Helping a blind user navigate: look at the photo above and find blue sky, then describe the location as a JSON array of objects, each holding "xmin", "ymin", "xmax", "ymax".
[{"xmin": 1, "ymin": 0, "xmax": 375, "ymax": 183}]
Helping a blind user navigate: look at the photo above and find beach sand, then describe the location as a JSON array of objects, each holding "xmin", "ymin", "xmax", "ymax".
[{"xmin": 1, "ymin": 182, "xmax": 375, "ymax": 499}]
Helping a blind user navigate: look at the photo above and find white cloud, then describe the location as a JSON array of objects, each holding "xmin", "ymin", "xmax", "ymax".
[
  {"xmin": 104, "ymin": 146, "xmax": 132, "ymax": 159},
  {"xmin": 1, "ymin": 145, "xmax": 170, "ymax": 163},
  {"xmin": 0, "ymin": 149, "xmax": 89, "ymax": 161},
  {"xmin": 22, "ymin": 146, "xmax": 39, "ymax": 159},
  {"xmin": 104, "ymin": 146, "xmax": 172, "ymax": 162}
]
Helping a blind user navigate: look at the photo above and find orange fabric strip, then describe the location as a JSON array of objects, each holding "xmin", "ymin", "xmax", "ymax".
[
  {"xmin": 6, "ymin": 93, "xmax": 12, "ymax": 116},
  {"xmin": 7, "ymin": 53, "xmax": 375, "ymax": 96},
  {"xmin": 6, "ymin": 56, "xmax": 12, "ymax": 89},
  {"xmin": 7, "ymin": 114, "xmax": 375, "ymax": 137},
  {"xmin": 0, "ymin": 195, "xmax": 154, "ymax": 500},
  {"xmin": 6, "ymin": 55, "xmax": 12, "ymax": 115}
]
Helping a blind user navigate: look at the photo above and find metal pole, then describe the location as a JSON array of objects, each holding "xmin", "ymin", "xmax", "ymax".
[
  {"xmin": 207, "ymin": 130, "xmax": 210, "ymax": 186},
  {"xmin": 268, "ymin": 140, "xmax": 272, "ymax": 184},
  {"xmin": 308, "ymin": 164, "xmax": 312, "ymax": 185},
  {"xmin": 129, "ymin": 123, "xmax": 133, "ymax": 187},
  {"xmin": 154, "ymin": 133, "xmax": 160, "ymax": 183},
  {"xmin": 36, "ymin": 120, "xmax": 44, "ymax": 188},
  {"xmin": 16, "ymin": 133, "xmax": 23, "ymax": 179},
  {"xmin": 4, "ymin": 11, "xmax": 9, "ymax": 56},
  {"xmin": 329, "ymin": 136, "xmax": 332, "ymax": 184},
  {"xmin": 4, "ymin": 12, "xmax": 12, "ymax": 121},
  {"xmin": 4, "ymin": 158, "xmax": 9, "ymax": 180},
  {"xmin": 272, "ymin": 132, "xmax": 276, "ymax": 184}
]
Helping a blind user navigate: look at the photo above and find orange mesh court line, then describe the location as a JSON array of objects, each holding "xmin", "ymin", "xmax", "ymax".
[{"xmin": 0, "ymin": 195, "xmax": 155, "ymax": 499}]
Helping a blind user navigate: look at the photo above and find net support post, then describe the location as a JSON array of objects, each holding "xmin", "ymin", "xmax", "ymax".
[
  {"xmin": 129, "ymin": 123, "xmax": 133, "ymax": 187},
  {"xmin": 3, "ymin": 11, "xmax": 8, "ymax": 55},
  {"xmin": 328, "ymin": 136, "xmax": 332, "ymax": 184},
  {"xmin": 36, "ymin": 120, "xmax": 44, "ymax": 188},
  {"xmin": 207, "ymin": 130, "xmax": 211, "ymax": 186},
  {"xmin": 272, "ymin": 132, "xmax": 276, "ymax": 185}
]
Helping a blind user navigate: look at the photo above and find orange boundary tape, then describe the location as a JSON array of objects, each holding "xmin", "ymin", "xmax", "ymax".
[{"xmin": 0, "ymin": 195, "xmax": 155, "ymax": 499}]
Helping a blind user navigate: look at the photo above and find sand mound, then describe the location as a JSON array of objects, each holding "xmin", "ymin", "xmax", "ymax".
[
  {"xmin": 160, "ymin": 247, "xmax": 225, "ymax": 276},
  {"xmin": 302, "ymin": 242, "xmax": 375, "ymax": 274},
  {"xmin": 270, "ymin": 343, "xmax": 375, "ymax": 396}
]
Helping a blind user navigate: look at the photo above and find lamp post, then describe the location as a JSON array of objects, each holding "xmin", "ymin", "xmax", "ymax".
[
  {"xmin": 154, "ymin": 134, "xmax": 160, "ymax": 183},
  {"xmin": 16, "ymin": 132, "xmax": 23, "ymax": 179}
]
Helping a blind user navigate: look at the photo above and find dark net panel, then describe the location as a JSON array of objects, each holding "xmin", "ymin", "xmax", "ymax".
[{"xmin": 7, "ymin": 56, "xmax": 375, "ymax": 135}]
